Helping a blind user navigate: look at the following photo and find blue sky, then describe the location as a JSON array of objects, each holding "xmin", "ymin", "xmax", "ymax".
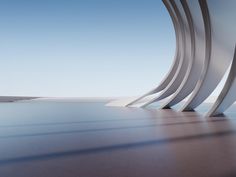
[{"xmin": 0, "ymin": 0, "xmax": 175, "ymax": 97}]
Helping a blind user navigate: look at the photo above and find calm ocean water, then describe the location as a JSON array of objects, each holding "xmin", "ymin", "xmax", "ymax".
[
  {"xmin": 1, "ymin": 99, "xmax": 236, "ymax": 177},
  {"xmin": 0, "ymin": 99, "xmax": 235, "ymax": 127}
]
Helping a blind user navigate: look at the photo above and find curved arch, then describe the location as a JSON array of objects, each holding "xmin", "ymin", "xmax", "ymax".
[
  {"xmin": 107, "ymin": 0, "xmax": 187, "ymax": 107},
  {"xmin": 124, "ymin": 0, "xmax": 182, "ymax": 107},
  {"xmin": 132, "ymin": 0, "xmax": 190, "ymax": 108},
  {"xmin": 161, "ymin": 0, "xmax": 205, "ymax": 109},
  {"xmin": 182, "ymin": 0, "xmax": 236, "ymax": 111},
  {"xmin": 207, "ymin": 45, "xmax": 236, "ymax": 117},
  {"xmin": 108, "ymin": 0, "xmax": 236, "ymax": 113}
]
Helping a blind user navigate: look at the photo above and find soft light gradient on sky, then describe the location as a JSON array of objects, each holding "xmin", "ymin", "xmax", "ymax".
[{"xmin": 0, "ymin": 0, "xmax": 175, "ymax": 97}]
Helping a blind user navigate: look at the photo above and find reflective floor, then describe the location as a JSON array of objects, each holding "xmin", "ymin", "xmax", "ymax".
[{"xmin": 0, "ymin": 99, "xmax": 236, "ymax": 177}]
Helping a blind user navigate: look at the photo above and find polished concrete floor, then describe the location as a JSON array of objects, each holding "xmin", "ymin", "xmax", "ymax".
[{"xmin": 0, "ymin": 99, "xmax": 236, "ymax": 177}]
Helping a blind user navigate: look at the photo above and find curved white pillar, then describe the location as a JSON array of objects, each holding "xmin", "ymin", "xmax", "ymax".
[
  {"xmin": 161, "ymin": 0, "xmax": 206, "ymax": 109},
  {"xmin": 133, "ymin": 0, "xmax": 191, "ymax": 108},
  {"xmin": 126, "ymin": 0, "xmax": 189, "ymax": 107},
  {"xmin": 207, "ymin": 46, "xmax": 236, "ymax": 117},
  {"xmin": 124, "ymin": 0, "xmax": 183, "ymax": 107},
  {"xmin": 182, "ymin": 0, "xmax": 236, "ymax": 111}
]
